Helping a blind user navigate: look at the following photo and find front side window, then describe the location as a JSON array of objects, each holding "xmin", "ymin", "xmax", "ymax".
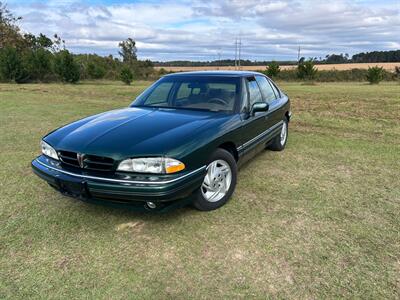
[
  {"xmin": 133, "ymin": 76, "xmax": 240, "ymax": 113},
  {"xmin": 144, "ymin": 82, "xmax": 173, "ymax": 105},
  {"xmin": 246, "ymin": 77, "xmax": 263, "ymax": 107},
  {"xmin": 255, "ymin": 75, "xmax": 276, "ymax": 104}
]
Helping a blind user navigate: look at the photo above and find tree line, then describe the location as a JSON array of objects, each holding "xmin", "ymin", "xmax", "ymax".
[
  {"xmin": 155, "ymin": 50, "xmax": 400, "ymax": 67},
  {"xmin": 153, "ymin": 59, "xmax": 299, "ymax": 67},
  {"xmin": 0, "ymin": 2, "xmax": 156, "ymax": 84},
  {"xmin": 264, "ymin": 60, "xmax": 400, "ymax": 84},
  {"xmin": 323, "ymin": 51, "xmax": 400, "ymax": 64}
]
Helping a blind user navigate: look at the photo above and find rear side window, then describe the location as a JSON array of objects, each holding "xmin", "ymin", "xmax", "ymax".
[
  {"xmin": 255, "ymin": 75, "xmax": 276, "ymax": 104},
  {"xmin": 268, "ymin": 79, "xmax": 281, "ymax": 98},
  {"xmin": 246, "ymin": 77, "xmax": 263, "ymax": 107}
]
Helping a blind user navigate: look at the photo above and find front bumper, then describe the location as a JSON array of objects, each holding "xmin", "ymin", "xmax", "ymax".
[{"xmin": 31, "ymin": 155, "xmax": 206, "ymax": 211}]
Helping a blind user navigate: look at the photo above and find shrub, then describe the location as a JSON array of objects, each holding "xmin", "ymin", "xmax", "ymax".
[
  {"xmin": 366, "ymin": 66, "xmax": 384, "ymax": 84},
  {"xmin": 263, "ymin": 68, "xmax": 395, "ymax": 82},
  {"xmin": 120, "ymin": 67, "xmax": 133, "ymax": 85},
  {"xmin": 53, "ymin": 50, "xmax": 80, "ymax": 83},
  {"xmin": 87, "ymin": 62, "xmax": 106, "ymax": 79},
  {"xmin": 265, "ymin": 61, "xmax": 280, "ymax": 78},
  {"xmin": 133, "ymin": 59, "xmax": 154, "ymax": 79},
  {"xmin": 297, "ymin": 60, "xmax": 317, "ymax": 80},
  {"xmin": 394, "ymin": 66, "xmax": 400, "ymax": 80},
  {"xmin": 158, "ymin": 67, "xmax": 167, "ymax": 76}
]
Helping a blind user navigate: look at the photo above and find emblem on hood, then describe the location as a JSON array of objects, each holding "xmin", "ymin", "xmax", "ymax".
[{"xmin": 77, "ymin": 153, "xmax": 85, "ymax": 168}]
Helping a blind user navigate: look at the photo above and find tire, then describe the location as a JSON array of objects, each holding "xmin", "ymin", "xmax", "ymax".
[
  {"xmin": 269, "ymin": 119, "xmax": 288, "ymax": 151},
  {"xmin": 193, "ymin": 148, "xmax": 237, "ymax": 211}
]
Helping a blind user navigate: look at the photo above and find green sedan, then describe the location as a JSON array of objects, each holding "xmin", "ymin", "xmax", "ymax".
[{"xmin": 32, "ymin": 71, "xmax": 291, "ymax": 212}]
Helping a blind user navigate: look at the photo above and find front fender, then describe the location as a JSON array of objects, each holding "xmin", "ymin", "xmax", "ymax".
[{"xmin": 170, "ymin": 114, "xmax": 242, "ymax": 169}]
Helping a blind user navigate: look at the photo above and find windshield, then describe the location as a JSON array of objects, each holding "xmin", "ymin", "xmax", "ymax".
[{"xmin": 132, "ymin": 76, "xmax": 241, "ymax": 112}]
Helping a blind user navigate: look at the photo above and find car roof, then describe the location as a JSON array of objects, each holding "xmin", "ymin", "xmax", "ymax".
[{"xmin": 163, "ymin": 70, "xmax": 265, "ymax": 78}]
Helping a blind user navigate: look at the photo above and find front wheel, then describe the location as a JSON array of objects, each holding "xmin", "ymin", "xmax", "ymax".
[
  {"xmin": 269, "ymin": 119, "xmax": 288, "ymax": 151},
  {"xmin": 193, "ymin": 149, "xmax": 237, "ymax": 211}
]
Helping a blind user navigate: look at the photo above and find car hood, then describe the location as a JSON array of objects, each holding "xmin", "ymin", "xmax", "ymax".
[{"xmin": 44, "ymin": 107, "xmax": 228, "ymax": 160}]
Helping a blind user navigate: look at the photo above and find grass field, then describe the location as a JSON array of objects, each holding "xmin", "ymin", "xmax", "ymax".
[
  {"xmin": 155, "ymin": 62, "xmax": 400, "ymax": 72},
  {"xmin": 1, "ymin": 81, "xmax": 399, "ymax": 299}
]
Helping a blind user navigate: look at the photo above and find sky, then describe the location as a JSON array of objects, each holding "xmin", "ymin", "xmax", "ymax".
[{"xmin": 6, "ymin": 0, "xmax": 400, "ymax": 61}]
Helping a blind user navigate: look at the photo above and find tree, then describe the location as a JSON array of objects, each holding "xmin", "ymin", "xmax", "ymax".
[
  {"xmin": 25, "ymin": 48, "xmax": 52, "ymax": 81},
  {"xmin": 118, "ymin": 38, "xmax": 137, "ymax": 65},
  {"xmin": 53, "ymin": 50, "xmax": 80, "ymax": 83},
  {"xmin": 24, "ymin": 33, "xmax": 53, "ymax": 50},
  {"xmin": 366, "ymin": 66, "xmax": 384, "ymax": 84},
  {"xmin": 0, "ymin": 46, "xmax": 29, "ymax": 82},
  {"xmin": 51, "ymin": 34, "xmax": 65, "ymax": 53},
  {"xmin": 120, "ymin": 66, "xmax": 133, "ymax": 85},
  {"xmin": 0, "ymin": 1, "xmax": 24, "ymax": 48},
  {"xmin": 297, "ymin": 60, "xmax": 318, "ymax": 80},
  {"xmin": 324, "ymin": 53, "xmax": 348, "ymax": 64},
  {"xmin": 265, "ymin": 61, "xmax": 280, "ymax": 78}
]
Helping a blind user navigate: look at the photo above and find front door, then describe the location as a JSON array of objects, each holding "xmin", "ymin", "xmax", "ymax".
[{"xmin": 238, "ymin": 76, "xmax": 275, "ymax": 158}]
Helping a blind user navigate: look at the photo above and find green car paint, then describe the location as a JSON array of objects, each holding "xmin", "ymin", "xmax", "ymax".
[{"xmin": 31, "ymin": 71, "xmax": 290, "ymax": 212}]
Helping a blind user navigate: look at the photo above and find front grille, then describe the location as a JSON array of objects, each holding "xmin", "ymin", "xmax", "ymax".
[{"xmin": 58, "ymin": 150, "xmax": 115, "ymax": 172}]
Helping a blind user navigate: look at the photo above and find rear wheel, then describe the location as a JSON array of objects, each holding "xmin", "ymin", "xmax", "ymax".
[
  {"xmin": 193, "ymin": 149, "xmax": 237, "ymax": 211},
  {"xmin": 269, "ymin": 119, "xmax": 288, "ymax": 151}
]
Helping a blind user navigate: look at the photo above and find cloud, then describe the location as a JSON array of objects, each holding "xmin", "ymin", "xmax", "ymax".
[{"xmin": 8, "ymin": 0, "xmax": 400, "ymax": 61}]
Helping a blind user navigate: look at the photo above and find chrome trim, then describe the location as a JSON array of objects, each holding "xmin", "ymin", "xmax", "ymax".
[
  {"xmin": 35, "ymin": 159, "xmax": 206, "ymax": 185},
  {"xmin": 238, "ymin": 121, "xmax": 283, "ymax": 151}
]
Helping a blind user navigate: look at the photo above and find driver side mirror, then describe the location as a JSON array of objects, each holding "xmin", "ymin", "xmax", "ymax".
[{"xmin": 251, "ymin": 102, "xmax": 269, "ymax": 116}]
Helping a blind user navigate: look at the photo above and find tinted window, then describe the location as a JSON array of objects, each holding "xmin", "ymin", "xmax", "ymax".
[
  {"xmin": 255, "ymin": 75, "xmax": 276, "ymax": 103},
  {"xmin": 240, "ymin": 80, "xmax": 249, "ymax": 112},
  {"xmin": 176, "ymin": 83, "xmax": 192, "ymax": 100},
  {"xmin": 268, "ymin": 79, "xmax": 281, "ymax": 98},
  {"xmin": 133, "ymin": 76, "xmax": 240, "ymax": 112},
  {"xmin": 144, "ymin": 82, "xmax": 173, "ymax": 105},
  {"xmin": 246, "ymin": 77, "xmax": 263, "ymax": 107}
]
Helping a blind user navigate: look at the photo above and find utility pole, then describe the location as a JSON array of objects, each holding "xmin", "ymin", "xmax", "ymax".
[
  {"xmin": 297, "ymin": 45, "xmax": 301, "ymax": 62},
  {"xmin": 234, "ymin": 38, "xmax": 238, "ymax": 70},
  {"xmin": 217, "ymin": 49, "xmax": 221, "ymax": 70},
  {"xmin": 238, "ymin": 36, "xmax": 242, "ymax": 70}
]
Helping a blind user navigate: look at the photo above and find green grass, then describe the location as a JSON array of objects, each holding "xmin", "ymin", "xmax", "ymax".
[{"xmin": 1, "ymin": 81, "xmax": 399, "ymax": 299}]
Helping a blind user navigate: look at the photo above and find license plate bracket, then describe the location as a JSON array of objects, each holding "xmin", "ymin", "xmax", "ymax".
[{"xmin": 58, "ymin": 179, "xmax": 89, "ymax": 200}]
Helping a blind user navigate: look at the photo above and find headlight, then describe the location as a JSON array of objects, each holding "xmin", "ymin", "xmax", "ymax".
[
  {"xmin": 117, "ymin": 157, "xmax": 185, "ymax": 174},
  {"xmin": 40, "ymin": 140, "xmax": 59, "ymax": 160}
]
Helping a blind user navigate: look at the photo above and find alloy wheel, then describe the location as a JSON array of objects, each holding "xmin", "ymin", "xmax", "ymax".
[
  {"xmin": 280, "ymin": 122, "xmax": 287, "ymax": 146},
  {"xmin": 201, "ymin": 159, "xmax": 232, "ymax": 202}
]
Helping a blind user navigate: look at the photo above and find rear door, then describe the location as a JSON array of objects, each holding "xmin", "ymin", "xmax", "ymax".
[{"xmin": 266, "ymin": 78, "xmax": 288, "ymax": 125}]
